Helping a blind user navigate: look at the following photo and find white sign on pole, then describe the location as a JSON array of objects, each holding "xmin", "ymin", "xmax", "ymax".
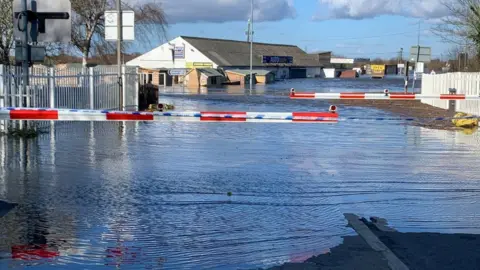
[
  {"xmin": 13, "ymin": 0, "xmax": 72, "ymax": 43},
  {"xmin": 104, "ymin": 10, "xmax": 135, "ymax": 41},
  {"xmin": 168, "ymin": 69, "xmax": 187, "ymax": 76},
  {"xmin": 415, "ymin": 62, "xmax": 425, "ymax": 73}
]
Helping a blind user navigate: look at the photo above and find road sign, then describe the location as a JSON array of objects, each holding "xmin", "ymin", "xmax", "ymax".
[
  {"xmin": 105, "ymin": 10, "xmax": 135, "ymax": 41},
  {"xmin": 168, "ymin": 69, "xmax": 187, "ymax": 76},
  {"xmin": 409, "ymin": 46, "xmax": 431, "ymax": 63},
  {"xmin": 13, "ymin": 0, "xmax": 71, "ymax": 43}
]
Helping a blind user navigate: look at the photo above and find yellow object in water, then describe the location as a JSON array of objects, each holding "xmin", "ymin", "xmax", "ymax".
[
  {"xmin": 147, "ymin": 103, "xmax": 175, "ymax": 112},
  {"xmin": 452, "ymin": 112, "xmax": 479, "ymax": 128}
]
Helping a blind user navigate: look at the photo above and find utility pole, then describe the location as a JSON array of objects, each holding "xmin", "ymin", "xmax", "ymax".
[
  {"xmin": 416, "ymin": 20, "xmax": 421, "ymax": 64},
  {"xmin": 117, "ymin": 0, "xmax": 123, "ymax": 111},
  {"xmin": 412, "ymin": 20, "xmax": 421, "ymax": 91},
  {"xmin": 249, "ymin": 0, "xmax": 253, "ymax": 91},
  {"xmin": 246, "ymin": 19, "xmax": 250, "ymax": 42}
]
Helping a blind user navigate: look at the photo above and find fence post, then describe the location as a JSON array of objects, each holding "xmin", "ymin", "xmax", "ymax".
[
  {"xmin": 448, "ymin": 88, "xmax": 456, "ymax": 114},
  {"xmin": 26, "ymin": 66, "xmax": 31, "ymax": 108},
  {"xmin": 49, "ymin": 67, "xmax": 55, "ymax": 108},
  {"xmin": 135, "ymin": 67, "xmax": 139, "ymax": 111},
  {"xmin": 122, "ymin": 65, "xmax": 126, "ymax": 111},
  {"xmin": 0, "ymin": 65, "xmax": 4, "ymax": 132},
  {"xmin": 89, "ymin": 67, "xmax": 94, "ymax": 109},
  {"xmin": 0, "ymin": 65, "xmax": 4, "ymax": 108}
]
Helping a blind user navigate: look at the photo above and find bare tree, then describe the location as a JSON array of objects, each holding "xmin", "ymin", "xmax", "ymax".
[
  {"xmin": 443, "ymin": 45, "xmax": 480, "ymax": 71},
  {"xmin": 70, "ymin": 0, "xmax": 167, "ymax": 66},
  {"xmin": 0, "ymin": 0, "xmax": 14, "ymax": 65},
  {"xmin": 433, "ymin": 0, "xmax": 480, "ymax": 50}
]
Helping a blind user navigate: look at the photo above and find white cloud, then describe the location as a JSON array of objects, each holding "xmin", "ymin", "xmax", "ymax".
[
  {"xmin": 314, "ymin": 0, "xmax": 449, "ymax": 20},
  {"xmin": 158, "ymin": 0, "xmax": 296, "ymax": 23}
]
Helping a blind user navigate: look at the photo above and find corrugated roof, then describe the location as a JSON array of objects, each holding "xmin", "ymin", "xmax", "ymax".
[
  {"xmin": 197, "ymin": 68, "xmax": 223, "ymax": 77},
  {"xmin": 226, "ymin": 69, "xmax": 273, "ymax": 76},
  {"xmin": 181, "ymin": 36, "xmax": 319, "ymax": 67}
]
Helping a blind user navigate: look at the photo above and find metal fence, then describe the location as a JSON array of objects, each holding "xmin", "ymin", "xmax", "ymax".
[
  {"xmin": 422, "ymin": 72, "xmax": 480, "ymax": 115},
  {"xmin": 0, "ymin": 64, "xmax": 140, "ymax": 132}
]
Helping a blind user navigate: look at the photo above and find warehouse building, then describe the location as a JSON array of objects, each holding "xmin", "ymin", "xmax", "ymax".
[{"xmin": 127, "ymin": 36, "xmax": 325, "ymax": 87}]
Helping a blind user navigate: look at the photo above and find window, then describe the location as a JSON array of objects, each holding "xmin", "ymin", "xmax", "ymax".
[
  {"xmin": 211, "ymin": 76, "xmax": 217, "ymax": 85},
  {"xmin": 159, "ymin": 74, "xmax": 165, "ymax": 86},
  {"xmin": 148, "ymin": 73, "xmax": 153, "ymax": 84}
]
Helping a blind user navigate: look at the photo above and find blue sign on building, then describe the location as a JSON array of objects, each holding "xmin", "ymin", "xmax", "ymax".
[
  {"xmin": 262, "ymin": 56, "xmax": 293, "ymax": 64},
  {"xmin": 174, "ymin": 46, "xmax": 185, "ymax": 59}
]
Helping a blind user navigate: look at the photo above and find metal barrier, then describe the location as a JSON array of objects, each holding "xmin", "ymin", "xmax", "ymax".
[
  {"xmin": 0, "ymin": 107, "xmax": 340, "ymax": 123},
  {"xmin": 0, "ymin": 65, "xmax": 140, "ymax": 132},
  {"xmin": 289, "ymin": 89, "xmax": 480, "ymax": 100}
]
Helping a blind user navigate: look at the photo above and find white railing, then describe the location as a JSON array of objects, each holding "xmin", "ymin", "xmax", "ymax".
[
  {"xmin": 421, "ymin": 72, "xmax": 480, "ymax": 115},
  {"xmin": 0, "ymin": 64, "xmax": 140, "ymax": 132}
]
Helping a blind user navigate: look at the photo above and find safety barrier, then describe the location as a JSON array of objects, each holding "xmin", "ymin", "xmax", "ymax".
[
  {"xmin": 289, "ymin": 89, "xmax": 480, "ymax": 100},
  {"xmin": 0, "ymin": 107, "xmax": 339, "ymax": 123}
]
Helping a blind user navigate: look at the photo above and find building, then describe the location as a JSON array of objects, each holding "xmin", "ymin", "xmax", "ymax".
[
  {"xmin": 224, "ymin": 69, "xmax": 275, "ymax": 86},
  {"xmin": 185, "ymin": 68, "xmax": 225, "ymax": 88},
  {"xmin": 126, "ymin": 36, "xmax": 325, "ymax": 86}
]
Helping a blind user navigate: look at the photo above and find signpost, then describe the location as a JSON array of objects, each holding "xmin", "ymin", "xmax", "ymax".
[
  {"xmin": 104, "ymin": 9, "xmax": 135, "ymax": 111},
  {"xmin": 104, "ymin": 10, "xmax": 135, "ymax": 41},
  {"xmin": 409, "ymin": 46, "xmax": 431, "ymax": 63},
  {"xmin": 408, "ymin": 46, "xmax": 431, "ymax": 91}
]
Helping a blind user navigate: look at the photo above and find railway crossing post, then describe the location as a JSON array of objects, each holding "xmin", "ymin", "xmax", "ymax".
[{"xmin": 448, "ymin": 88, "xmax": 457, "ymax": 114}]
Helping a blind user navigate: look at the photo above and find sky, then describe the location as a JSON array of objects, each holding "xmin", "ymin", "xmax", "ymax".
[{"xmin": 130, "ymin": 0, "xmax": 452, "ymax": 60}]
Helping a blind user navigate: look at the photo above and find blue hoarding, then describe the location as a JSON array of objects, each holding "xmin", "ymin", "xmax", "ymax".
[{"xmin": 262, "ymin": 56, "xmax": 293, "ymax": 64}]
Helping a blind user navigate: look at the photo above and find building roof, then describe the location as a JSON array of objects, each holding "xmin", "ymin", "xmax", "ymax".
[
  {"xmin": 225, "ymin": 69, "xmax": 273, "ymax": 76},
  {"xmin": 197, "ymin": 68, "xmax": 223, "ymax": 77},
  {"xmin": 181, "ymin": 36, "xmax": 319, "ymax": 67}
]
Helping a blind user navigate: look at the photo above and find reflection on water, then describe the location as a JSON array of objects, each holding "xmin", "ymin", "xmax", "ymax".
[
  {"xmin": 1, "ymin": 89, "xmax": 479, "ymax": 269},
  {"xmin": 160, "ymin": 77, "xmax": 421, "ymax": 96}
]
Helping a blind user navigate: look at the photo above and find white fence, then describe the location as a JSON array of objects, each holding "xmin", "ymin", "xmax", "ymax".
[
  {"xmin": 421, "ymin": 72, "xmax": 480, "ymax": 115},
  {"xmin": 0, "ymin": 64, "xmax": 140, "ymax": 132}
]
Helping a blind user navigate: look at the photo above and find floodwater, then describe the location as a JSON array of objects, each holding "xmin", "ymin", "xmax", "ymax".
[{"xmin": 1, "ymin": 78, "xmax": 479, "ymax": 269}]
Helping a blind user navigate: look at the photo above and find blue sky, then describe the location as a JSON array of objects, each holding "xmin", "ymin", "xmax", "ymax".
[{"xmin": 131, "ymin": 0, "xmax": 450, "ymax": 60}]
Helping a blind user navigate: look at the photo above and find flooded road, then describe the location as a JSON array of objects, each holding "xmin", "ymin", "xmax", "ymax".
[{"xmin": 1, "ymin": 78, "xmax": 479, "ymax": 269}]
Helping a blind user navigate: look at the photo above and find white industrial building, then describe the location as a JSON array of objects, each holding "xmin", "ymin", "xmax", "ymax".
[{"xmin": 127, "ymin": 36, "xmax": 328, "ymax": 86}]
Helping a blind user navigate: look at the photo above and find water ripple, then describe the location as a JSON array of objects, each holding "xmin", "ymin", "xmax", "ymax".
[{"xmin": 0, "ymin": 82, "xmax": 479, "ymax": 269}]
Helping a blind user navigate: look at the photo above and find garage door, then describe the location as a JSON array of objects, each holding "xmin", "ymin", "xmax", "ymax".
[{"xmin": 290, "ymin": 68, "xmax": 307, "ymax": 79}]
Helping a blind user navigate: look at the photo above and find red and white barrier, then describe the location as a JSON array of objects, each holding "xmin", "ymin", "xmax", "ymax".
[
  {"xmin": 0, "ymin": 107, "xmax": 339, "ymax": 123},
  {"xmin": 289, "ymin": 89, "xmax": 480, "ymax": 100}
]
